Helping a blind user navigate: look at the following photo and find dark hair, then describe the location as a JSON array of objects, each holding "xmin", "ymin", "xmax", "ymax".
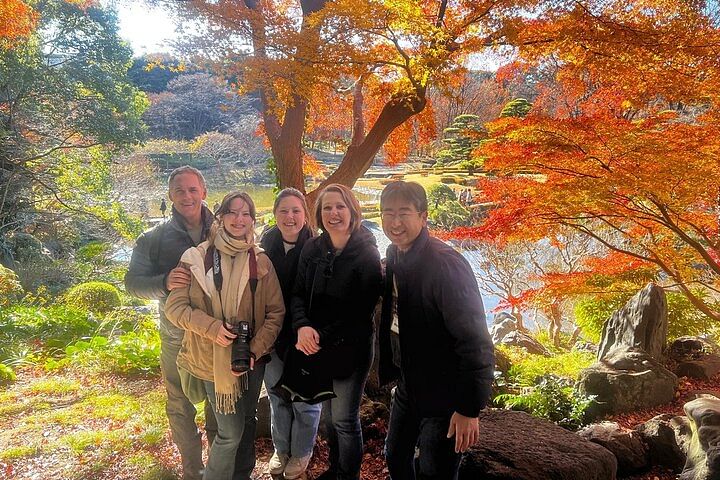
[
  {"xmin": 168, "ymin": 165, "xmax": 207, "ymax": 191},
  {"xmin": 314, "ymin": 184, "xmax": 362, "ymax": 233},
  {"xmin": 380, "ymin": 181, "xmax": 428, "ymax": 212},
  {"xmin": 273, "ymin": 187, "xmax": 311, "ymax": 222}
]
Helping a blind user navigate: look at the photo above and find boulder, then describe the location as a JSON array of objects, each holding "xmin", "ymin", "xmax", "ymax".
[
  {"xmin": 680, "ymin": 396, "xmax": 720, "ymax": 480},
  {"xmin": 598, "ymin": 283, "xmax": 668, "ymax": 360},
  {"xmin": 635, "ymin": 414, "xmax": 691, "ymax": 472},
  {"xmin": 578, "ymin": 422, "xmax": 649, "ymax": 476},
  {"xmin": 578, "ymin": 346, "xmax": 678, "ymax": 418},
  {"xmin": 460, "ymin": 409, "xmax": 617, "ymax": 480},
  {"xmin": 490, "ymin": 314, "xmax": 519, "ymax": 344},
  {"xmin": 573, "ymin": 341, "xmax": 599, "ymax": 354},
  {"xmin": 498, "ymin": 330, "xmax": 550, "ymax": 356},
  {"xmin": 668, "ymin": 337, "xmax": 720, "ymax": 380}
]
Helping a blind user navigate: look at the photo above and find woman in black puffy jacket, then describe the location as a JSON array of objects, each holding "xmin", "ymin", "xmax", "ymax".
[{"xmin": 291, "ymin": 184, "xmax": 382, "ymax": 480}]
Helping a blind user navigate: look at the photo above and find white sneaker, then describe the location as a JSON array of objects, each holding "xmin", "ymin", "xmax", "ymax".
[
  {"xmin": 283, "ymin": 454, "xmax": 311, "ymax": 479},
  {"xmin": 269, "ymin": 451, "xmax": 289, "ymax": 475}
]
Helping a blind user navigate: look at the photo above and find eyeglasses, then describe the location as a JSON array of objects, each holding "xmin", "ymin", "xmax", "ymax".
[{"xmin": 380, "ymin": 211, "xmax": 421, "ymax": 222}]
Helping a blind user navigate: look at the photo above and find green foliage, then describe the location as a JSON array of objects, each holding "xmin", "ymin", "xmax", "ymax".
[
  {"xmin": 436, "ymin": 114, "xmax": 486, "ymax": 168},
  {"xmin": 427, "ymin": 183, "xmax": 457, "ymax": 205},
  {"xmin": 0, "ymin": 265, "xmax": 23, "ymax": 307},
  {"xmin": 57, "ymin": 328, "xmax": 160, "ymax": 375},
  {"xmin": 495, "ymin": 376, "xmax": 593, "ymax": 430},
  {"xmin": 500, "ymin": 98, "xmax": 533, "ymax": 118},
  {"xmin": 0, "ymin": 363, "xmax": 16, "ymax": 384},
  {"xmin": 499, "ymin": 345, "xmax": 595, "ymax": 386},
  {"xmin": 0, "ymin": 305, "xmax": 97, "ymax": 365},
  {"xmin": 574, "ymin": 290, "xmax": 717, "ymax": 342},
  {"xmin": 64, "ymin": 282, "xmax": 122, "ymax": 315},
  {"xmin": 0, "ymin": 0, "xmax": 147, "ymax": 239},
  {"xmin": 428, "ymin": 201, "xmax": 471, "ymax": 229}
]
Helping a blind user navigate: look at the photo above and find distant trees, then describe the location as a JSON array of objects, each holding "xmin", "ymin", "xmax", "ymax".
[
  {"xmin": 0, "ymin": 1, "xmax": 147, "ymax": 247},
  {"xmin": 143, "ymin": 73, "xmax": 255, "ymax": 140}
]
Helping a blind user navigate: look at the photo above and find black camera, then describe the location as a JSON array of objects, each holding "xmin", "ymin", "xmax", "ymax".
[{"xmin": 225, "ymin": 318, "xmax": 252, "ymax": 373}]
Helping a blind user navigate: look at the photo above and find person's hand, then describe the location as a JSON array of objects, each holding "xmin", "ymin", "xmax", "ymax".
[
  {"xmin": 296, "ymin": 326, "xmax": 321, "ymax": 355},
  {"xmin": 447, "ymin": 412, "xmax": 479, "ymax": 453},
  {"xmin": 213, "ymin": 323, "xmax": 237, "ymax": 347},
  {"xmin": 231, "ymin": 356, "xmax": 254, "ymax": 376},
  {"xmin": 166, "ymin": 266, "xmax": 191, "ymax": 291}
]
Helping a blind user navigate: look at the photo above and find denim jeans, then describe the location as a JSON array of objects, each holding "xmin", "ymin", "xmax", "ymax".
[
  {"xmin": 322, "ymin": 339, "xmax": 374, "ymax": 480},
  {"xmin": 385, "ymin": 378, "xmax": 460, "ymax": 480},
  {"xmin": 160, "ymin": 336, "xmax": 218, "ymax": 480},
  {"xmin": 203, "ymin": 364, "xmax": 265, "ymax": 480},
  {"xmin": 265, "ymin": 350, "xmax": 322, "ymax": 457}
]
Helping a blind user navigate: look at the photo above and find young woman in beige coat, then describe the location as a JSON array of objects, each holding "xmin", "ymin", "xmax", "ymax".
[{"xmin": 166, "ymin": 191, "xmax": 285, "ymax": 480}]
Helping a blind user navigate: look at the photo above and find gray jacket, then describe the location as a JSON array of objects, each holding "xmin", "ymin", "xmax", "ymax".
[{"xmin": 124, "ymin": 205, "xmax": 214, "ymax": 343}]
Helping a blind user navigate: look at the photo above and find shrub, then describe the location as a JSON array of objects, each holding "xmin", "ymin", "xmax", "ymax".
[
  {"xmin": 0, "ymin": 363, "xmax": 16, "ymax": 384},
  {"xmin": 428, "ymin": 201, "xmax": 471, "ymax": 229},
  {"xmin": 495, "ymin": 375, "xmax": 593, "ymax": 430},
  {"xmin": 497, "ymin": 344, "xmax": 595, "ymax": 386},
  {"xmin": 427, "ymin": 183, "xmax": 457, "ymax": 205},
  {"xmin": 0, "ymin": 265, "xmax": 24, "ymax": 307},
  {"xmin": 64, "ymin": 281, "xmax": 122, "ymax": 314},
  {"xmin": 57, "ymin": 328, "xmax": 160, "ymax": 374},
  {"xmin": 0, "ymin": 305, "xmax": 97, "ymax": 365}
]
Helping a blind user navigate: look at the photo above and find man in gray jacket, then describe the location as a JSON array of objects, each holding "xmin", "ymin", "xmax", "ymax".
[{"xmin": 125, "ymin": 166, "xmax": 216, "ymax": 480}]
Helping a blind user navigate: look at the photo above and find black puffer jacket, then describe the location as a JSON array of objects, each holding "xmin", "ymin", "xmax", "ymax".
[
  {"xmin": 260, "ymin": 225, "xmax": 313, "ymax": 358},
  {"xmin": 124, "ymin": 205, "xmax": 214, "ymax": 342},
  {"xmin": 292, "ymin": 226, "xmax": 382, "ymax": 350},
  {"xmin": 379, "ymin": 227, "xmax": 495, "ymax": 418}
]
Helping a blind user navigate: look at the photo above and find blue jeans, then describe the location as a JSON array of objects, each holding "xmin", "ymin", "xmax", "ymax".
[
  {"xmin": 322, "ymin": 339, "xmax": 374, "ymax": 480},
  {"xmin": 160, "ymin": 336, "xmax": 217, "ymax": 480},
  {"xmin": 203, "ymin": 364, "xmax": 265, "ymax": 480},
  {"xmin": 385, "ymin": 378, "xmax": 460, "ymax": 480},
  {"xmin": 265, "ymin": 350, "xmax": 322, "ymax": 457}
]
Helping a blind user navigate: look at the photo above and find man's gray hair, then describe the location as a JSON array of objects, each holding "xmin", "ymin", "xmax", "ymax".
[{"xmin": 168, "ymin": 165, "xmax": 207, "ymax": 190}]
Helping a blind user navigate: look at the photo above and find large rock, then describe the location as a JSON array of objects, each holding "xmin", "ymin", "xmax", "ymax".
[
  {"xmin": 498, "ymin": 330, "xmax": 550, "ymax": 356},
  {"xmin": 578, "ymin": 346, "xmax": 678, "ymax": 418},
  {"xmin": 460, "ymin": 410, "xmax": 617, "ymax": 480},
  {"xmin": 598, "ymin": 283, "xmax": 668, "ymax": 360},
  {"xmin": 635, "ymin": 414, "xmax": 691, "ymax": 472},
  {"xmin": 578, "ymin": 422, "xmax": 649, "ymax": 476},
  {"xmin": 490, "ymin": 313, "xmax": 519, "ymax": 344},
  {"xmin": 668, "ymin": 337, "xmax": 720, "ymax": 380},
  {"xmin": 680, "ymin": 396, "xmax": 720, "ymax": 480}
]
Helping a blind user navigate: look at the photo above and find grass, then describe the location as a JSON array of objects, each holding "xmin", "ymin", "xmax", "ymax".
[
  {"xmin": 0, "ymin": 445, "xmax": 37, "ymax": 461},
  {"xmin": 498, "ymin": 344, "xmax": 596, "ymax": 386},
  {"xmin": 25, "ymin": 377, "xmax": 81, "ymax": 396}
]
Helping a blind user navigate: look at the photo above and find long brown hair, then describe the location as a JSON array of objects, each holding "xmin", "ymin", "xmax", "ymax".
[{"xmin": 209, "ymin": 191, "xmax": 257, "ymax": 244}]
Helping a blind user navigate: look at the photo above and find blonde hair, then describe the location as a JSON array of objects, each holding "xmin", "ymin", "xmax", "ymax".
[{"xmin": 314, "ymin": 184, "xmax": 362, "ymax": 233}]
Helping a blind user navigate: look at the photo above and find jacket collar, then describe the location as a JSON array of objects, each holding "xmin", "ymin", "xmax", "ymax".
[
  {"xmin": 387, "ymin": 227, "xmax": 430, "ymax": 272},
  {"xmin": 168, "ymin": 204, "xmax": 214, "ymax": 236}
]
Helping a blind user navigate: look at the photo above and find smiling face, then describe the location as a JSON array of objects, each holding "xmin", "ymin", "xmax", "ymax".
[
  {"xmin": 381, "ymin": 196, "xmax": 427, "ymax": 252},
  {"xmin": 320, "ymin": 191, "xmax": 351, "ymax": 235},
  {"xmin": 222, "ymin": 197, "xmax": 254, "ymax": 239},
  {"xmin": 275, "ymin": 195, "xmax": 306, "ymax": 242},
  {"xmin": 168, "ymin": 172, "xmax": 207, "ymax": 224}
]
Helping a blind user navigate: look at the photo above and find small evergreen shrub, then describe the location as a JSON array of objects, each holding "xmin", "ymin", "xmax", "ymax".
[
  {"xmin": 0, "ymin": 265, "xmax": 24, "ymax": 307},
  {"xmin": 64, "ymin": 281, "xmax": 122, "ymax": 314}
]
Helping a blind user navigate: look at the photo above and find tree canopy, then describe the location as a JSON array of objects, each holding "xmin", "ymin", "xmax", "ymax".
[{"xmin": 0, "ymin": 0, "xmax": 148, "ymax": 244}]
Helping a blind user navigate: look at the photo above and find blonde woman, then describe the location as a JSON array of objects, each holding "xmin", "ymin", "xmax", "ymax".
[
  {"xmin": 291, "ymin": 184, "xmax": 382, "ymax": 480},
  {"xmin": 261, "ymin": 188, "xmax": 322, "ymax": 479},
  {"xmin": 166, "ymin": 191, "xmax": 284, "ymax": 480}
]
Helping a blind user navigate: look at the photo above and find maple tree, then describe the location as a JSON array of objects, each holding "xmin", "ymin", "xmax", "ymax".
[
  {"xmin": 0, "ymin": 0, "xmax": 37, "ymax": 45},
  {"xmin": 460, "ymin": 0, "xmax": 720, "ymax": 322}
]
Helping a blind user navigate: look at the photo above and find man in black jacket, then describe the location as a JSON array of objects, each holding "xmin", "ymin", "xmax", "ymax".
[
  {"xmin": 379, "ymin": 181, "xmax": 495, "ymax": 480},
  {"xmin": 125, "ymin": 166, "xmax": 216, "ymax": 480}
]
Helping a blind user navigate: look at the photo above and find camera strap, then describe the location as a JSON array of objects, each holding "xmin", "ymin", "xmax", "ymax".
[{"xmin": 211, "ymin": 246, "xmax": 258, "ymax": 332}]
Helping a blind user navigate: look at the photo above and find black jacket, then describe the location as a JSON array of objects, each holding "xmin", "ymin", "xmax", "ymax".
[
  {"xmin": 379, "ymin": 228, "xmax": 495, "ymax": 418},
  {"xmin": 260, "ymin": 225, "xmax": 313, "ymax": 358},
  {"xmin": 124, "ymin": 205, "xmax": 214, "ymax": 342},
  {"xmin": 292, "ymin": 226, "xmax": 382, "ymax": 352}
]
